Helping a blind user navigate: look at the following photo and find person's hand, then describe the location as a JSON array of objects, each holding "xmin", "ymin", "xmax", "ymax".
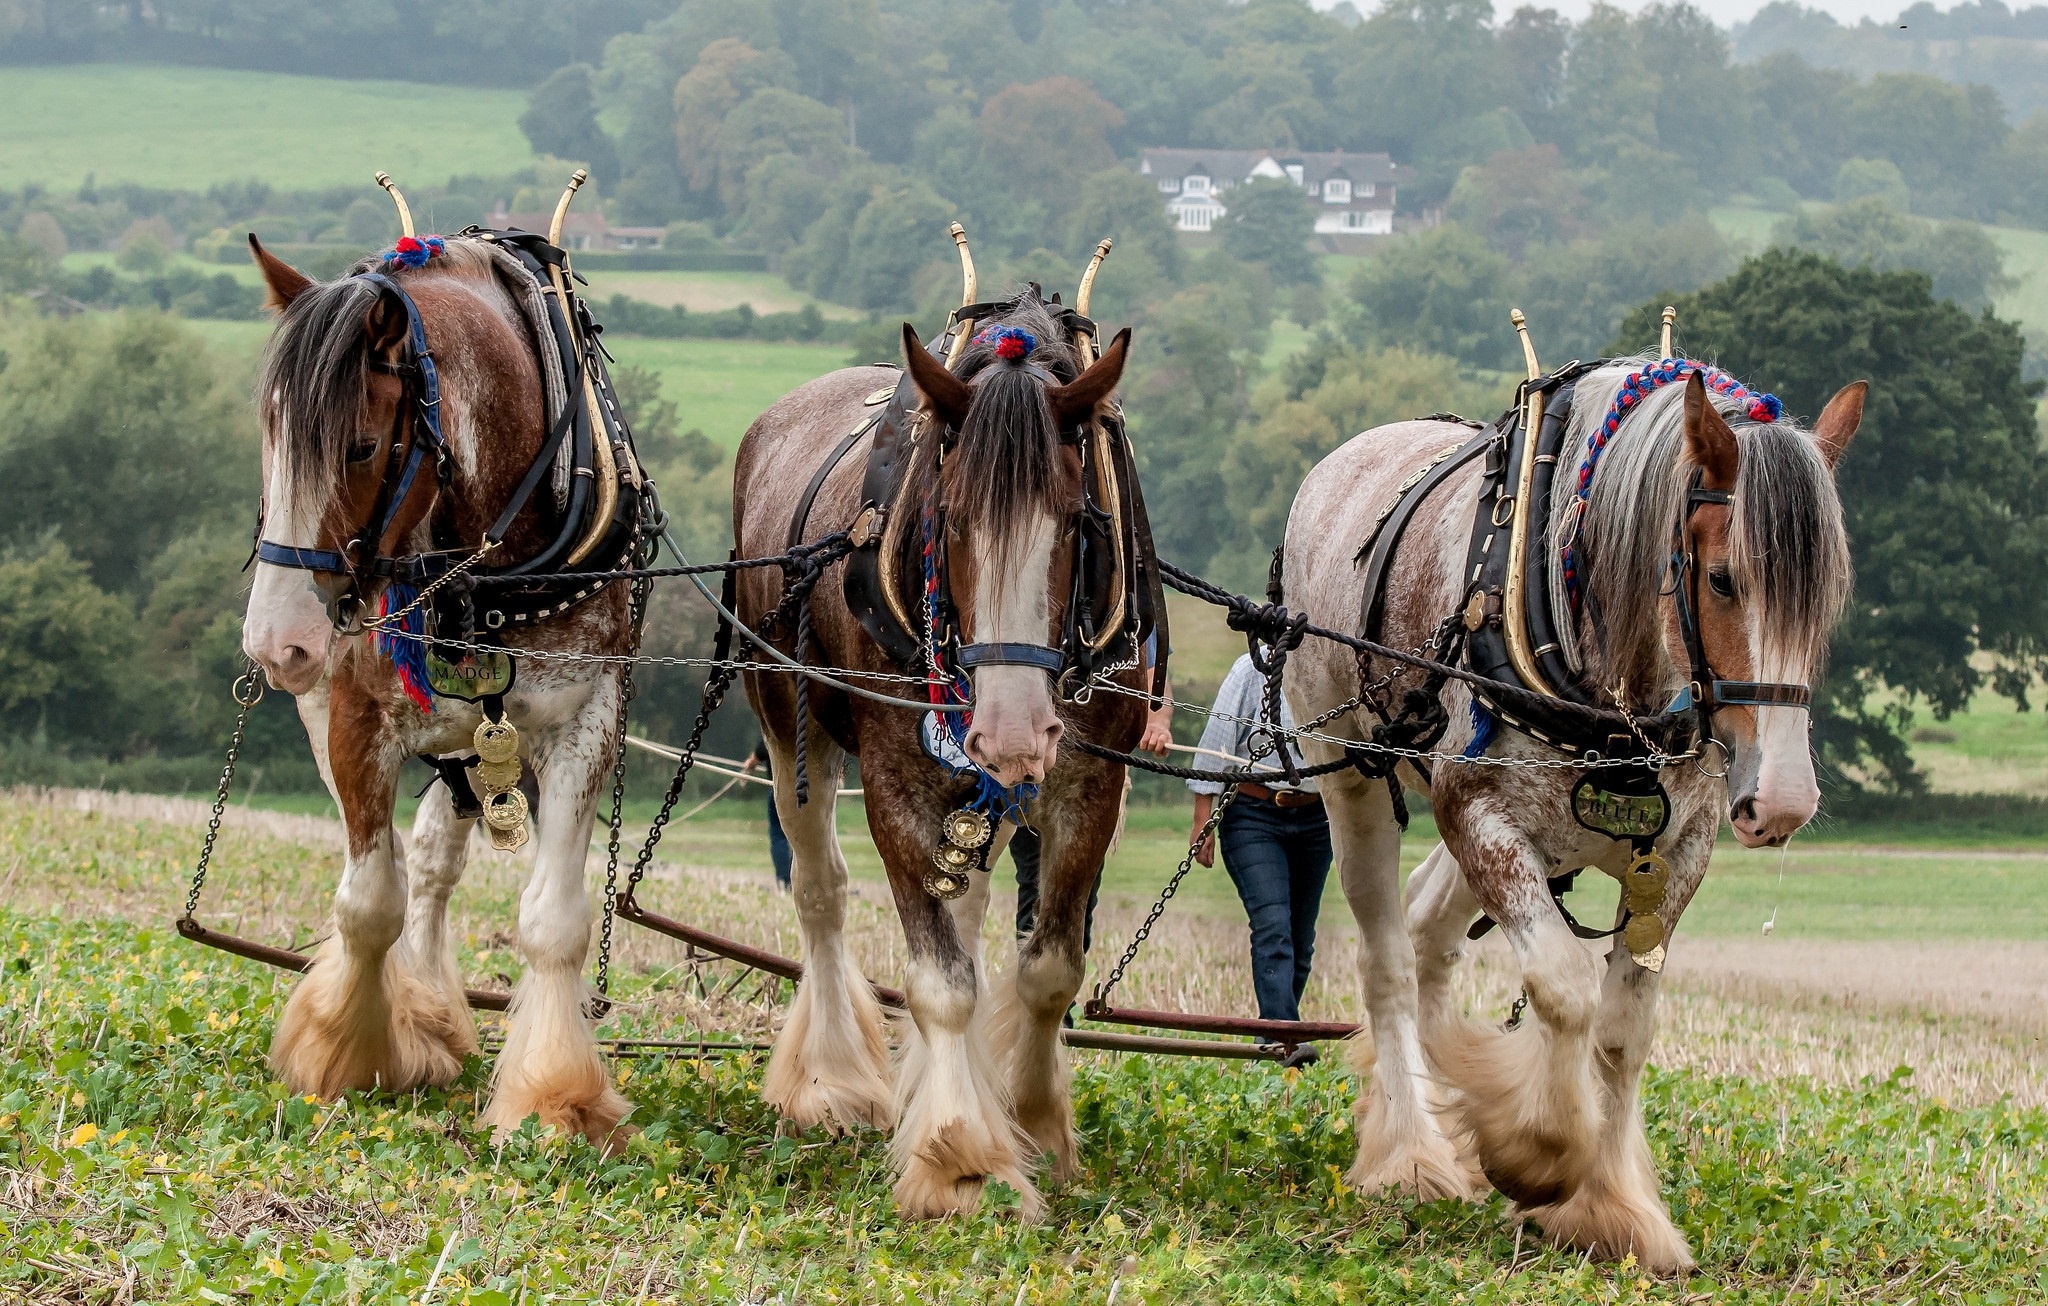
[
  {"xmin": 1139, "ymin": 714, "xmax": 1173, "ymax": 758},
  {"xmin": 741, "ymin": 755, "xmax": 760, "ymax": 774},
  {"xmin": 1192, "ymin": 822, "xmax": 1216, "ymax": 868}
]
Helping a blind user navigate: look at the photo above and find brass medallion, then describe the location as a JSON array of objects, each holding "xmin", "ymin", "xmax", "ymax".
[
  {"xmin": 471, "ymin": 718, "xmax": 530, "ymax": 850},
  {"xmin": 922, "ymin": 866, "xmax": 968, "ymax": 900},
  {"xmin": 943, "ymin": 809, "xmax": 992, "ymax": 849},
  {"xmin": 474, "ymin": 756, "xmax": 522, "ymax": 793},
  {"xmin": 1623, "ymin": 849, "xmax": 1672, "ymax": 970},
  {"xmin": 474, "ymin": 720, "xmax": 520, "ymax": 764}
]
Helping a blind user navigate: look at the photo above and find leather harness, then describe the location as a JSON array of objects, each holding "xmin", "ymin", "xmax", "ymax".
[
  {"xmin": 1352, "ymin": 361, "xmax": 1812, "ymax": 761},
  {"xmin": 790, "ymin": 314, "xmax": 1168, "ymax": 699},
  {"xmin": 254, "ymin": 229, "xmax": 653, "ymax": 641}
]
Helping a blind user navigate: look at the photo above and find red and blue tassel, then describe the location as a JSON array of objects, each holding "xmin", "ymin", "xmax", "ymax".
[
  {"xmin": 382, "ymin": 235, "xmax": 446, "ymax": 270},
  {"xmin": 973, "ymin": 325, "xmax": 1035, "ymax": 362},
  {"xmin": 375, "ymin": 584, "xmax": 434, "ymax": 713}
]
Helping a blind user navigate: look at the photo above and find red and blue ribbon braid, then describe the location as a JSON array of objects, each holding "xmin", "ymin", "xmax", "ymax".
[
  {"xmin": 375, "ymin": 584, "xmax": 435, "ymax": 713},
  {"xmin": 1560, "ymin": 359, "xmax": 1780, "ymax": 610},
  {"xmin": 382, "ymin": 235, "xmax": 446, "ymax": 270}
]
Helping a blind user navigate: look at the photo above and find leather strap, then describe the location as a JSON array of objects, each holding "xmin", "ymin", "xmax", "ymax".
[
  {"xmin": 789, "ymin": 411, "xmax": 883, "ymax": 551},
  {"xmin": 1356, "ymin": 428, "xmax": 1493, "ymax": 643},
  {"xmin": 1238, "ymin": 782, "xmax": 1323, "ymax": 808},
  {"xmin": 957, "ymin": 642, "xmax": 1065, "ymax": 672}
]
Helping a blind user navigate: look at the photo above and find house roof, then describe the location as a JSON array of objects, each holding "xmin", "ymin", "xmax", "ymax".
[{"xmin": 1139, "ymin": 148, "xmax": 1412, "ymax": 191}]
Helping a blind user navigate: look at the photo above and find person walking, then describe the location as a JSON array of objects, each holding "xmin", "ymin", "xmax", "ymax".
[
  {"xmin": 742, "ymin": 736, "xmax": 793, "ymax": 892},
  {"xmin": 1187, "ymin": 653, "xmax": 1332, "ymax": 1065}
]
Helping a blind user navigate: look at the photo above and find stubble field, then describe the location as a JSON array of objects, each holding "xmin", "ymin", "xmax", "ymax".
[{"xmin": 2, "ymin": 785, "xmax": 2043, "ymax": 1303}]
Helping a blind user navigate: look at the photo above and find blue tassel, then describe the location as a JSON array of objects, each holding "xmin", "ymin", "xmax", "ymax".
[
  {"xmin": 376, "ymin": 584, "xmax": 434, "ymax": 713},
  {"xmin": 1462, "ymin": 699, "xmax": 1497, "ymax": 759}
]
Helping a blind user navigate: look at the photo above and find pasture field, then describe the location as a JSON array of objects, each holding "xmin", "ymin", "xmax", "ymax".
[
  {"xmin": 578, "ymin": 270, "xmax": 863, "ymax": 321},
  {"xmin": 0, "ymin": 65, "xmax": 536, "ymax": 192},
  {"xmin": 601, "ymin": 337, "xmax": 859, "ymax": 451},
  {"xmin": 2, "ymin": 788, "xmax": 2045, "ymax": 1303}
]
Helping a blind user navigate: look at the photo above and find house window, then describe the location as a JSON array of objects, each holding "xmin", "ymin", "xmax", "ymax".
[
  {"xmin": 1342, "ymin": 210, "xmax": 1369, "ymax": 230},
  {"xmin": 1285, "ymin": 164, "xmax": 1304, "ymax": 184},
  {"xmin": 1362, "ymin": 182, "xmax": 1375, "ymax": 198},
  {"xmin": 1158, "ymin": 177, "xmax": 1179, "ymax": 193},
  {"xmin": 1184, "ymin": 175, "xmax": 1211, "ymax": 196},
  {"xmin": 1325, "ymin": 179, "xmax": 1351, "ymax": 203},
  {"xmin": 1308, "ymin": 182, "xmax": 1320, "ymax": 196}
]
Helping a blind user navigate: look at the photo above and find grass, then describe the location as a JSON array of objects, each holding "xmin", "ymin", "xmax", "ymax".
[
  {"xmin": 0, "ymin": 65, "xmax": 537, "ymax": 192},
  {"xmin": 603, "ymin": 337, "xmax": 855, "ymax": 451},
  {"xmin": 579, "ymin": 270, "xmax": 862, "ymax": 321},
  {"xmin": 3, "ymin": 791, "xmax": 2046, "ymax": 1302}
]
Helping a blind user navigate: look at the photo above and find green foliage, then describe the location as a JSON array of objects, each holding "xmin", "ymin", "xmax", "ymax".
[
  {"xmin": 1218, "ymin": 178, "xmax": 1319, "ymax": 287},
  {"xmin": 1772, "ymin": 198, "xmax": 2014, "ymax": 311},
  {"xmin": 0, "ymin": 539, "xmax": 135, "ymax": 742},
  {"xmin": 1339, "ymin": 224, "xmax": 1515, "ymax": 370},
  {"xmin": 1224, "ymin": 347, "xmax": 1502, "ymax": 560},
  {"xmin": 518, "ymin": 64, "xmax": 622, "ymax": 189},
  {"xmin": 1615, "ymin": 250, "xmax": 2048, "ymax": 790},
  {"xmin": 1832, "ymin": 157, "xmax": 1910, "ymax": 209},
  {"xmin": 0, "ymin": 311, "xmax": 252, "ymax": 594}
]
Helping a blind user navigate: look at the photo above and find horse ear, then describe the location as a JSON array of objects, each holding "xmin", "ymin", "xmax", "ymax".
[
  {"xmin": 1810, "ymin": 380, "xmax": 1866, "ymax": 470},
  {"xmin": 363, "ymin": 292, "xmax": 408, "ymax": 357},
  {"xmin": 902, "ymin": 323, "xmax": 970, "ymax": 429},
  {"xmin": 1682, "ymin": 370, "xmax": 1740, "ymax": 489},
  {"xmin": 248, "ymin": 234, "xmax": 313, "ymax": 311},
  {"xmin": 1049, "ymin": 327, "xmax": 1131, "ymax": 427}
]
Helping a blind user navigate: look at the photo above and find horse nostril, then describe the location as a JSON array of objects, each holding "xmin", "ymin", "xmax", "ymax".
[{"xmin": 1730, "ymin": 796, "xmax": 1759, "ymax": 827}]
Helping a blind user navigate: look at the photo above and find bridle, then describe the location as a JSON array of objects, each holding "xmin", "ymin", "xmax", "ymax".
[
  {"xmin": 252, "ymin": 259, "xmax": 596, "ymax": 636},
  {"xmin": 917, "ymin": 367, "xmax": 1144, "ymax": 704},
  {"xmin": 1667, "ymin": 468, "xmax": 1813, "ymax": 771},
  {"xmin": 255, "ymin": 272, "xmax": 453, "ymax": 633}
]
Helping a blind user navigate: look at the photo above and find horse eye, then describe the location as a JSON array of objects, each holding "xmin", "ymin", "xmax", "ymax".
[
  {"xmin": 1707, "ymin": 567, "xmax": 1736, "ymax": 599},
  {"xmin": 345, "ymin": 436, "xmax": 380, "ymax": 464}
]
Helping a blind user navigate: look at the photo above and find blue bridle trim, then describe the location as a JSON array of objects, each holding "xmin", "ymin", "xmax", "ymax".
[
  {"xmin": 956, "ymin": 642, "xmax": 1066, "ymax": 673},
  {"xmin": 256, "ymin": 541, "xmax": 348, "ymax": 572}
]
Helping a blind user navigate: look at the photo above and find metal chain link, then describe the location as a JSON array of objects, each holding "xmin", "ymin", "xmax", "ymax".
[
  {"xmin": 359, "ymin": 541, "xmax": 499, "ymax": 632},
  {"xmin": 182, "ymin": 664, "xmax": 265, "ymax": 921},
  {"xmin": 594, "ymin": 570, "xmax": 653, "ymax": 1000},
  {"xmin": 1091, "ymin": 783, "xmax": 1239, "ymax": 1013}
]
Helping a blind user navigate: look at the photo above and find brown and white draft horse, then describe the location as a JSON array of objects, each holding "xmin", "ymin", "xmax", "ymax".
[
  {"xmin": 240, "ymin": 237, "xmax": 637, "ymax": 1146},
  {"xmin": 1283, "ymin": 361, "xmax": 1863, "ymax": 1271},
  {"xmin": 733, "ymin": 292, "xmax": 1142, "ymax": 1217}
]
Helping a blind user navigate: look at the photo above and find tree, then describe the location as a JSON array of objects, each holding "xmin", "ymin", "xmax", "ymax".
[
  {"xmin": 1445, "ymin": 143, "xmax": 1589, "ymax": 259},
  {"xmin": 0, "ymin": 540, "xmax": 136, "ymax": 748},
  {"xmin": 1614, "ymin": 250, "xmax": 2048, "ymax": 789},
  {"xmin": 1517, "ymin": 214, "xmax": 1737, "ymax": 360},
  {"xmin": 713, "ymin": 86, "xmax": 847, "ymax": 216},
  {"xmin": 672, "ymin": 39, "xmax": 797, "ymax": 207},
  {"xmin": 1219, "ymin": 178, "xmax": 1318, "ymax": 286},
  {"xmin": 1770, "ymin": 199, "xmax": 2012, "ymax": 311},
  {"xmin": 0, "ymin": 313, "xmax": 252, "ymax": 595},
  {"xmin": 1833, "ymin": 158, "xmax": 1910, "ymax": 209},
  {"xmin": 978, "ymin": 78, "xmax": 1123, "ymax": 198},
  {"xmin": 1339, "ymin": 223, "xmax": 1516, "ymax": 370},
  {"xmin": 519, "ymin": 64, "xmax": 622, "ymax": 190},
  {"xmin": 1844, "ymin": 73, "xmax": 2009, "ymax": 219}
]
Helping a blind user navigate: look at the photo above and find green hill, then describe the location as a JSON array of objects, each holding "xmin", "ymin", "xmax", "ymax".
[{"xmin": 0, "ymin": 64, "xmax": 539, "ymax": 191}]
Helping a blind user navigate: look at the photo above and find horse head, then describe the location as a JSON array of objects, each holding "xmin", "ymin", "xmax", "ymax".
[
  {"xmin": 900, "ymin": 294, "xmax": 1131, "ymax": 787},
  {"xmin": 241, "ymin": 235, "xmax": 543, "ymax": 695},
  {"xmin": 1670, "ymin": 370, "xmax": 1863, "ymax": 847}
]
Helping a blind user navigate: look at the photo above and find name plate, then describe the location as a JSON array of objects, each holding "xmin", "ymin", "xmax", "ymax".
[
  {"xmin": 1571, "ymin": 775, "xmax": 1669, "ymax": 840},
  {"xmin": 426, "ymin": 648, "xmax": 516, "ymax": 702}
]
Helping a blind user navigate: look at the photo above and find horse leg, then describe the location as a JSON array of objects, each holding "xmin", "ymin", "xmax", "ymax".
[
  {"xmin": 871, "ymin": 794, "xmax": 1033, "ymax": 1219},
  {"xmin": 1425, "ymin": 818, "xmax": 1604, "ymax": 1214},
  {"xmin": 1325, "ymin": 772, "xmax": 1475, "ymax": 1198},
  {"xmin": 271, "ymin": 686, "xmax": 466, "ymax": 1097},
  {"xmin": 481, "ymin": 676, "xmax": 631, "ymax": 1148},
  {"xmin": 986, "ymin": 811, "xmax": 1100, "ymax": 1183},
  {"xmin": 1520, "ymin": 837, "xmax": 1708, "ymax": 1274},
  {"xmin": 400, "ymin": 775, "xmax": 481, "ymax": 1058},
  {"xmin": 761, "ymin": 732, "xmax": 893, "ymax": 1132},
  {"xmin": 1404, "ymin": 840, "xmax": 1482, "ymax": 1035}
]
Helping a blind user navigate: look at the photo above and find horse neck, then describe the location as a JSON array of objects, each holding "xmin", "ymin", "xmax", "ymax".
[{"xmin": 414, "ymin": 280, "xmax": 551, "ymax": 556}]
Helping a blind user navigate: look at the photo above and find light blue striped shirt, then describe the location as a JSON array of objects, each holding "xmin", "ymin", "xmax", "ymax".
[{"xmin": 1186, "ymin": 654, "xmax": 1315, "ymax": 797}]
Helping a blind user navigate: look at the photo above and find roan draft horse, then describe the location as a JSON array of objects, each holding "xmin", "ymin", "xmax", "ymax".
[
  {"xmin": 239, "ymin": 223, "xmax": 648, "ymax": 1148},
  {"xmin": 1283, "ymin": 352, "xmax": 1863, "ymax": 1271},
  {"xmin": 733, "ymin": 286, "xmax": 1152, "ymax": 1217}
]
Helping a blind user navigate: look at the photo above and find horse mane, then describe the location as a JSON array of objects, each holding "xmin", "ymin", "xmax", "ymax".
[
  {"xmin": 1545, "ymin": 353, "xmax": 1852, "ymax": 696},
  {"xmin": 934, "ymin": 289, "xmax": 1080, "ymax": 583},
  {"xmin": 257, "ymin": 240, "xmax": 505, "ymax": 525}
]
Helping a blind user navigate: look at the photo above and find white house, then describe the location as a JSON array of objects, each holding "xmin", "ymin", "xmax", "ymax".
[{"xmin": 1139, "ymin": 148, "xmax": 1410, "ymax": 242}]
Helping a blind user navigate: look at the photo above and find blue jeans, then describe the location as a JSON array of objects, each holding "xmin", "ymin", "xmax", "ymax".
[
  {"xmin": 1010, "ymin": 826, "xmax": 1099, "ymax": 950},
  {"xmin": 1218, "ymin": 796, "xmax": 1333, "ymax": 1024},
  {"xmin": 766, "ymin": 789, "xmax": 792, "ymax": 890}
]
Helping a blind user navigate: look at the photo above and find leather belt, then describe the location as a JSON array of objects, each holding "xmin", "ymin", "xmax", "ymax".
[{"xmin": 1238, "ymin": 782, "xmax": 1322, "ymax": 809}]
